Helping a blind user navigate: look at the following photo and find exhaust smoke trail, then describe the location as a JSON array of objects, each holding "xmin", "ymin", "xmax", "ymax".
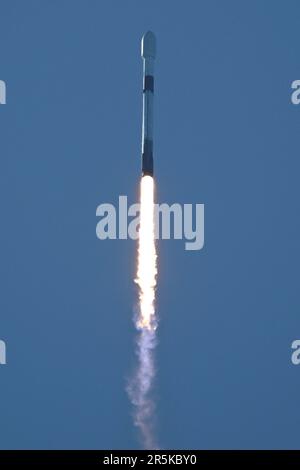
[{"xmin": 128, "ymin": 175, "xmax": 158, "ymax": 449}]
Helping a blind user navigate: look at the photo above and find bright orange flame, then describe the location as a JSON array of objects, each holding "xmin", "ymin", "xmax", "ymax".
[{"xmin": 135, "ymin": 175, "xmax": 157, "ymax": 330}]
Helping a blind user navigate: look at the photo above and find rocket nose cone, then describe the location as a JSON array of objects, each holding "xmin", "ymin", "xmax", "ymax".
[{"xmin": 141, "ymin": 31, "xmax": 156, "ymax": 59}]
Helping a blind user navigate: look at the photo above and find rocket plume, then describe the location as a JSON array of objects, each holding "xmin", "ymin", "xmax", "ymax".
[
  {"xmin": 128, "ymin": 175, "xmax": 158, "ymax": 449},
  {"xmin": 136, "ymin": 176, "xmax": 157, "ymax": 331}
]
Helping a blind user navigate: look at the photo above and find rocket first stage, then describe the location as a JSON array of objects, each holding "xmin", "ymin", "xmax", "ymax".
[{"xmin": 141, "ymin": 31, "xmax": 156, "ymax": 177}]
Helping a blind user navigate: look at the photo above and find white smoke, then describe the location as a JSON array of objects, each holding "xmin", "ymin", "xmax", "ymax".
[{"xmin": 128, "ymin": 328, "xmax": 158, "ymax": 449}]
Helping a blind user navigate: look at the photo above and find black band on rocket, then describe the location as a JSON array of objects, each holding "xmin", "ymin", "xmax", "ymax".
[
  {"xmin": 143, "ymin": 75, "xmax": 154, "ymax": 93},
  {"xmin": 142, "ymin": 139, "xmax": 153, "ymax": 176}
]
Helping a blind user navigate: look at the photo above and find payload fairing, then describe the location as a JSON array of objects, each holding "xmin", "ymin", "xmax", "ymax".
[{"xmin": 141, "ymin": 31, "xmax": 156, "ymax": 177}]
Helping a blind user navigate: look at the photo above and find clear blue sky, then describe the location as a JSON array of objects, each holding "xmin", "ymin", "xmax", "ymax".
[{"xmin": 0, "ymin": 0, "xmax": 299, "ymax": 449}]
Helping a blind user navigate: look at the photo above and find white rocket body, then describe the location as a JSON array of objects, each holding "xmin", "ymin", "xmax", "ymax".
[{"xmin": 141, "ymin": 31, "xmax": 156, "ymax": 176}]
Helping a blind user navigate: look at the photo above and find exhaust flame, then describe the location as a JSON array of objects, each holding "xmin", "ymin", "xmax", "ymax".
[
  {"xmin": 128, "ymin": 175, "xmax": 159, "ymax": 449},
  {"xmin": 136, "ymin": 176, "xmax": 157, "ymax": 330}
]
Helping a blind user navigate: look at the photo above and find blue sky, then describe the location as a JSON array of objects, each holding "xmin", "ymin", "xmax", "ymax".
[{"xmin": 0, "ymin": 0, "xmax": 300, "ymax": 449}]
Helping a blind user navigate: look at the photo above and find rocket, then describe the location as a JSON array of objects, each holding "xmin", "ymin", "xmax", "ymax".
[{"xmin": 141, "ymin": 31, "xmax": 156, "ymax": 177}]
